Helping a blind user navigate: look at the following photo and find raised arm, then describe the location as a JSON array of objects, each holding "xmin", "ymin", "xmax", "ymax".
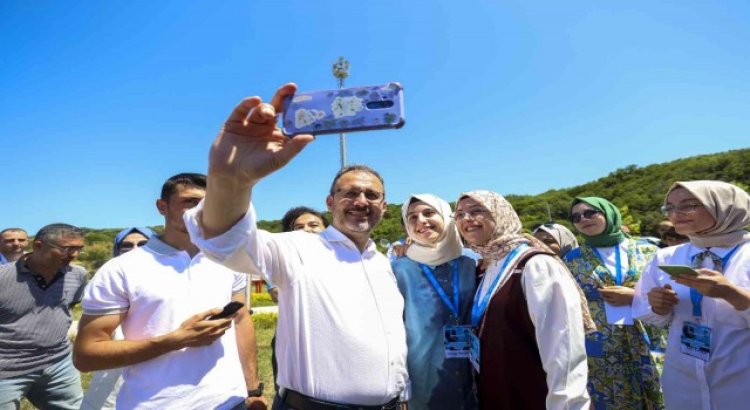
[{"xmin": 202, "ymin": 83, "xmax": 314, "ymax": 238}]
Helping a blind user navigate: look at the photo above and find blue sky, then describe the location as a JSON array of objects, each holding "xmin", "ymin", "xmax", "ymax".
[{"xmin": 2, "ymin": 0, "xmax": 749, "ymax": 234}]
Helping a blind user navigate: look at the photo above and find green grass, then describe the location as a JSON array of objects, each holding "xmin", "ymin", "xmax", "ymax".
[{"xmin": 22, "ymin": 314, "xmax": 278, "ymax": 409}]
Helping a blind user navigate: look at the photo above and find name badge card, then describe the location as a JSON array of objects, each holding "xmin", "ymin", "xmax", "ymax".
[
  {"xmin": 443, "ymin": 325, "xmax": 472, "ymax": 359},
  {"xmin": 469, "ymin": 333, "xmax": 481, "ymax": 373},
  {"xmin": 680, "ymin": 321, "xmax": 712, "ymax": 362}
]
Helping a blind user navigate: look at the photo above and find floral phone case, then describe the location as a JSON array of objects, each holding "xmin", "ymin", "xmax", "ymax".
[{"xmin": 281, "ymin": 82, "xmax": 405, "ymax": 136}]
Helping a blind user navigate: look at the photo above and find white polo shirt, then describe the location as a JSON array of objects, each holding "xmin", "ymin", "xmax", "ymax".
[
  {"xmin": 82, "ymin": 236, "xmax": 247, "ymax": 410},
  {"xmin": 185, "ymin": 202, "xmax": 409, "ymax": 406}
]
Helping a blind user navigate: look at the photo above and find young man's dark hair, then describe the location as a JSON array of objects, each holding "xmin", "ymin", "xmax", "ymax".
[
  {"xmin": 160, "ymin": 173, "xmax": 207, "ymax": 201},
  {"xmin": 281, "ymin": 207, "xmax": 328, "ymax": 233},
  {"xmin": 328, "ymin": 164, "xmax": 385, "ymax": 196}
]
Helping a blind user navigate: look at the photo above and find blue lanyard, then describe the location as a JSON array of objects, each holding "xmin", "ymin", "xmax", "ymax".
[
  {"xmin": 592, "ymin": 245, "xmax": 624, "ymax": 285},
  {"xmin": 471, "ymin": 245, "xmax": 528, "ymax": 327},
  {"xmin": 419, "ymin": 260, "xmax": 461, "ymax": 319},
  {"xmin": 689, "ymin": 244, "xmax": 742, "ymax": 318}
]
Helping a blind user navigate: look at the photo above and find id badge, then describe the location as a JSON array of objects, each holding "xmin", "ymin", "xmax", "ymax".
[
  {"xmin": 469, "ymin": 333, "xmax": 481, "ymax": 373},
  {"xmin": 680, "ymin": 321, "xmax": 712, "ymax": 362},
  {"xmin": 443, "ymin": 325, "xmax": 472, "ymax": 359}
]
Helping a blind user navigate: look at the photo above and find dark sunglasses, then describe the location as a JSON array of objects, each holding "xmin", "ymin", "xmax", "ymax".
[
  {"xmin": 570, "ymin": 209, "xmax": 601, "ymax": 223},
  {"xmin": 119, "ymin": 240, "xmax": 148, "ymax": 251}
]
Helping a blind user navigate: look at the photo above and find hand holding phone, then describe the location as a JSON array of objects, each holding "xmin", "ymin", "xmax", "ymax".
[
  {"xmin": 282, "ymin": 82, "xmax": 405, "ymax": 136},
  {"xmin": 208, "ymin": 301, "xmax": 245, "ymax": 320},
  {"xmin": 658, "ymin": 265, "xmax": 701, "ymax": 279}
]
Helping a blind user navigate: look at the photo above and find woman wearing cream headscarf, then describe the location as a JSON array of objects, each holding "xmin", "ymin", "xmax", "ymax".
[
  {"xmin": 532, "ymin": 223, "xmax": 578, "ymax": 257},
  {"xmin": 564, "ymin": 197, "xmax": 664, "ymax": 410},
  {"xmin": 455, "ymin": 190, "xmax": 592, "ymax": 410},
  {"xmin": 633, "ymin": 181, "xmax": 750, "ymax": 410},
  {"xmin": 391, "ymin": 194, "xmax": 477, "ymax": 410}
]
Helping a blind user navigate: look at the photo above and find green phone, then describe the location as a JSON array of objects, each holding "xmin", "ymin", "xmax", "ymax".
[{"xmin": 658, "ymin": 265, "xmax": 700, "ymax": 278}]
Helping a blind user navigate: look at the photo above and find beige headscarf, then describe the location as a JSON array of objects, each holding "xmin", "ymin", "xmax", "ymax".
[
  {"xmin": 401, "ymin": 194, "xmax": 463, "ymax": 266},
  {"xmin": 667, "ymin": 181, "xmax": 750, "ymax": 248},
  {"xmin": 458, "ymin": 190, "xmax": 597, "ymax": 333},
  {"xmin": 457, "ymin": 190, "xmax": 534, "ymax": 262}
]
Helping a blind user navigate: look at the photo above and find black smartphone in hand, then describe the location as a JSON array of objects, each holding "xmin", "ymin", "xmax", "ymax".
[{"xmin": 208, "ymin": 301, "xmax": 245, "ymax": 320}]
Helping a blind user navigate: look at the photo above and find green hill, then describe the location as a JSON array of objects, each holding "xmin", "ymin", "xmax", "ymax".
[{"xmin": 73, "ymin": 148, "xmax": 749, "ymax": 272}]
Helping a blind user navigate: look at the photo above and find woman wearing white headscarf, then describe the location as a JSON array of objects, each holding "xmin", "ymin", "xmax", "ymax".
[
  {"xmin": 391, "ymin": 194, "xmax": 477, "ymax": 410},
  {"xmin": 633, "ymin": 181, "xmax": 750, "ymax": 410}
]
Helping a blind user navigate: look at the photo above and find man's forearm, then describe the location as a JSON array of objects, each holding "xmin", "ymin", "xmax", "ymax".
[
  {"xmin": 74, "ymin": 334, "xmax": 178, "ymax": 372},
  {"xmin": 202, "ymin": 176, "xmax": 254, "ymax": 239},
  {"xmin": 235, "ymin": 306, "xmax": 262, "ymax": 389}
]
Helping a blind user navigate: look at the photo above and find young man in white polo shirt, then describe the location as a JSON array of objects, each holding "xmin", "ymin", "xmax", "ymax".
[{"xmin": 74, "ymin": 173, "xmax": 266, "ymax": 410}]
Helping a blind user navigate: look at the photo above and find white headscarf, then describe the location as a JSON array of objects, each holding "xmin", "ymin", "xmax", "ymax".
[
  {"xmin": 668, "ymin": 180, "xmax": 750, "ymax": 248},
  {"xmin": 401, "ymin": 193, "xmax": 464, "ymax": 266}
]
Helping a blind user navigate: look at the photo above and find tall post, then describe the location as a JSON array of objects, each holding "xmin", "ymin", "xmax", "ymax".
[{"xmin": 332, "ymin": 57, "xmax": 350, "ymax": 169}]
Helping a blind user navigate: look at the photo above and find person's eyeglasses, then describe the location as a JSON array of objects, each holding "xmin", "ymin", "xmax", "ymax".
[
  {"xmin": 660, "ymin": 203, "xmax": 704, "ymax": 216},
  {"xmin": 335, "ymin": 189, "xmax": 384, "ymax": 202},
  {"xmin": 44, "ymin": 241, "xmax": 84, "ymax": 255},
  {"xmin": 119, "ymin": 240, "xmax": 148, "ymax": 252},
  {"xmin": 570, "ymin": 209, "xmax": 601, "ymax": 223},
  {"xmin": 451, "ymin": 209, "xmax": 488, "ymax": 222}
]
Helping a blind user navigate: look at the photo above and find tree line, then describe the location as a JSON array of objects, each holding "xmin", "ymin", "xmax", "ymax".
[{"xmin": 71, "ymin": 148, "xmax": 749, "ymax": 272}]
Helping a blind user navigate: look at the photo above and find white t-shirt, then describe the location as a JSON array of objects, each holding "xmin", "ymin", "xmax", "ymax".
[
  {"xmin": 185, "ymin": 201, "xmax": 409, "ymax": 406},
  {"xmin": 82, "ymin": 236, "xmax": 247, "ymax": 410}
]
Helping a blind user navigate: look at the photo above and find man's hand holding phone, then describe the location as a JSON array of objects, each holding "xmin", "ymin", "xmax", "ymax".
[{"xmin": 167, "ymin": 305, "xmax": 238, "ymax": 349}]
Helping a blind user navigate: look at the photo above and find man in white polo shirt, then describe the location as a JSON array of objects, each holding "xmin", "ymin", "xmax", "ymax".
[
  {"xmin": 74, "ymin": 173, "xmax": 266, "ymax": 410},
  {"xmin": 184, "ymin": 84, "xmax": 408, "ymax": 410}
]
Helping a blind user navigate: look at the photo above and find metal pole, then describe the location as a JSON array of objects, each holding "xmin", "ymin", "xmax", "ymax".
[
  {"xmin": 332, "ymin": 57, "xmax": 350, "ymax": 169},
  {"xmin": 338, "ymin": 77, "xmax": 347, "ymax": 168}
]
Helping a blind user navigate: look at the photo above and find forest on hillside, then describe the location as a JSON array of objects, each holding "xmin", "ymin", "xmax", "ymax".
[{"xmin": 69, "ymin": 148, "xmax": 749, "ymax": 272}]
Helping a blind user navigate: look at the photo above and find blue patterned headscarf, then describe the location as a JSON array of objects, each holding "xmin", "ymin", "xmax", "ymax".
[{"xmin": 113, "ymin": 227, "xmax": 155, "ymax": 256}]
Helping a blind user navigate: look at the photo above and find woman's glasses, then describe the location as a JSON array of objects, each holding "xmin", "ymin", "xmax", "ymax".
[
  {"xmin": 660, "ymin": 203, "xmax": 704, "ymax": 216},
  {"xmin": 570, "ymin": 209, "xmax": 601, "ymax": 223}
]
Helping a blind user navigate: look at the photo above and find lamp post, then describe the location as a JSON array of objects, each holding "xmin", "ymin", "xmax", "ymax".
[{"xmin": 332, "ymin": 56, "xmax": 350, "ymax": 169}]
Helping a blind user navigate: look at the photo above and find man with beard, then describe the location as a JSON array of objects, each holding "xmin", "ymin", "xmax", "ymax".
[
  {"xmin": 184, "ymin": 83, "xmax": 408, "ymax": 410},
  {"xmin": 0, "ymin": 224, "xmax": 87, "ymax": 409}
]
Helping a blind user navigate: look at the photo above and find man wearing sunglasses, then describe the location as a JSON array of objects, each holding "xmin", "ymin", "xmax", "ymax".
[
  {"xmin": 183, "ymin": 84, "xmax": 408, "ymax": 410},
  {"xmin": 0, "ymin": 223, "xmax": 88, "ymax": 409}
]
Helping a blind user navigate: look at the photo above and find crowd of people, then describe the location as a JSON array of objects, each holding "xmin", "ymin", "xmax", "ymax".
[{"xmin": 1, "ymin": 84, "xmax": 749, "ymax": 410}]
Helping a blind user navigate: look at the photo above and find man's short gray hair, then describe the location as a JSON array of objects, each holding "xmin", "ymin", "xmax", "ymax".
[{"xmin": 34, "ymin": 223, "xmax": 84, "ymax": 244}]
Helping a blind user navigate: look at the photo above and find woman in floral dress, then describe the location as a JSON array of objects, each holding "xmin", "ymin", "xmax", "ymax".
[{"xmin": 564, "ymin": 197, "xmax": 664, "ymax": 410}]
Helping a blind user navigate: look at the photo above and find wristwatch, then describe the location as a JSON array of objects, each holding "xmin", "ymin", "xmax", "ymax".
[{"xmin": 247, "ymin": 382, "xmax": 264, "ymax": 397}]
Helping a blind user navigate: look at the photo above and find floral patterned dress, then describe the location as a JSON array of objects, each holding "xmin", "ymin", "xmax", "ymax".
[{"xmin": 564, "ymin": 239, "xmax": 664, "ymax": 410}]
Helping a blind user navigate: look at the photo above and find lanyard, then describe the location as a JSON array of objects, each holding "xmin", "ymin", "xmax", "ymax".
[
  {"xmin": 471, "ymin": 244, "xmax": 528, "ymax": 327},
  {"xmin": 592, "ymin": 244, "xmax": 625, "ymax": 286},
  {"xmin": 689, "ymin": 244, "xmax": 742, "ymax": 318},
  {"xmin": 419, "ymin": 260, "xmax": 461, "ymax": 319}
]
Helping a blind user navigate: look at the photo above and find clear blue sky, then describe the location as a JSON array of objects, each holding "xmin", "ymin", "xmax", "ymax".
[{"xmin": 2, "ymin": 1, "xmax": 749, "ymax": 234}]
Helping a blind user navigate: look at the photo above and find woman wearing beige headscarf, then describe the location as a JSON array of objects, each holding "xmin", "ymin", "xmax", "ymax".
[
  {"xmin": 454, "ymin": 190, "xmax": 593, "ymax": 410},
  {"xmin": 633, "ymin": 181, "xmax": 750, "ymax": 410}
]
